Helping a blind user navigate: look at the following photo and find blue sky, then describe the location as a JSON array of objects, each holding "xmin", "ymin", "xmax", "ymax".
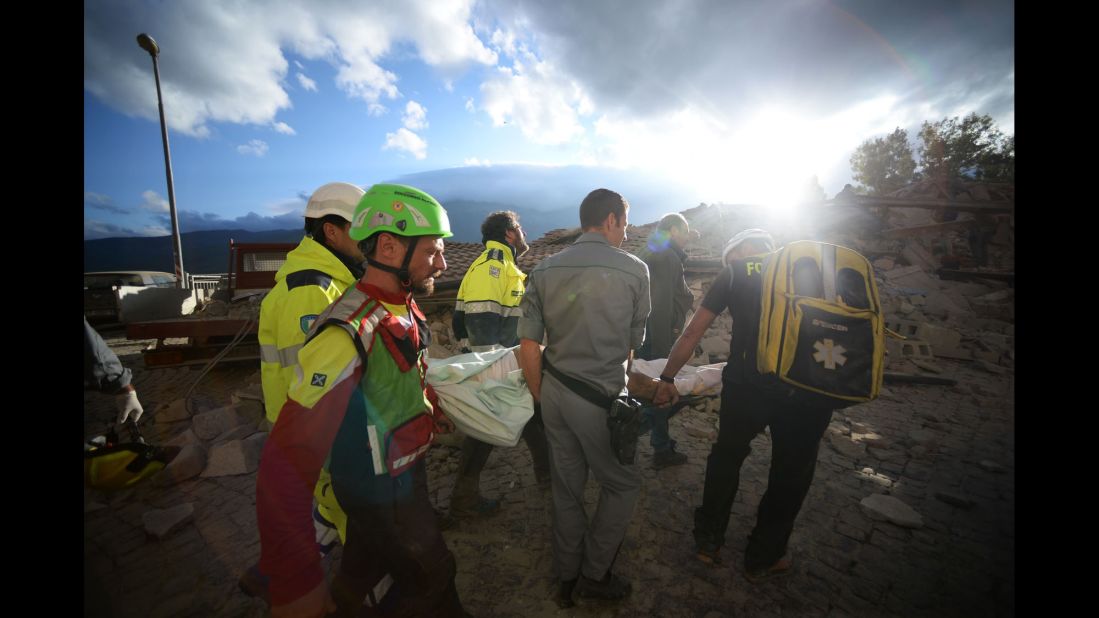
[{"xmin": 84, "ymin": 0, "xmax": 1014, "ymax": 240}]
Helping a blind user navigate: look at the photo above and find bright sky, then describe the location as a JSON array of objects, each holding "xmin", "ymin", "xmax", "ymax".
[{"xmin": 84, "ymin": 0, "xmax": 1014, "ymax": 239}]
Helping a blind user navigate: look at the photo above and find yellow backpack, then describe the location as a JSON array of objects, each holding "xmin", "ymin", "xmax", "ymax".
[{"xmin": 756, "ymin": 240, "xmax": 885, "ymax": 408}]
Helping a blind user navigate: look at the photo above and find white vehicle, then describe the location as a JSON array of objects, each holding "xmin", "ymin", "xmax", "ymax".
[{"xmin": 84, "ymin": 271, "xmax": 192, "ymax": 324}]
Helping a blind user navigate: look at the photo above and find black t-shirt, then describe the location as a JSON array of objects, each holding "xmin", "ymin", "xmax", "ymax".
[
  {"xmin": 701, "ymin": 257, "xmax": 766, "ymax": 384},
  {"xmin": 702, "ymin": 254, "xmax": 840, "ymax": 410},
  {"xmin": 700, "ymin": 264, "xmax": 734, "ymax": 315},
  {"xmin": 701, "ymin": 264, "xmax": 738, "ymax": 382}
]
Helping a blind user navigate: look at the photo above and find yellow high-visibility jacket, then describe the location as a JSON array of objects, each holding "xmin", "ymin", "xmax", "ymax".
[
  {"xmin": 259, "ymin": 236, "xmax": 359, "ymax": 422},
  {"xmin": 452, "ymin": 240, "xmax": 526, "ymax": 351}
]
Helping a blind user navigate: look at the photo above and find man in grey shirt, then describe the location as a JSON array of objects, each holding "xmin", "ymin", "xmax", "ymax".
[{"xmin": 518, "ymin": 188, "xmax": 653, "ymax": 607}]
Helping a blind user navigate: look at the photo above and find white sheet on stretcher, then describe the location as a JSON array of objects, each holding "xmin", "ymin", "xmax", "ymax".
[
  {"xmin": 426, "ymin": 347, "xmax": 533, "ymax": 447},
  {"xmin": 629, "ymin": 358, "xmax": 726, "ymax": 397},
  {"xmin": 426, "ymin": 348, "xmax": 724, "ymax": 447}
]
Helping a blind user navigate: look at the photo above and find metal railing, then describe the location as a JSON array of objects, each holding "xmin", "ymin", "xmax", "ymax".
[
  {"xmin": 187, "ymin": 273, "xmax": 226, "ymax": 291},
  {"xmin": 186, "ymin": 273, "xmax": 228, "ymax": 304}
]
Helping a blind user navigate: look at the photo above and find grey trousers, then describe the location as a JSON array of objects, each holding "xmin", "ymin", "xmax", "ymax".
[{"xmin": 541, "ymin": 372, "xmax": 641, "ymax": 581}]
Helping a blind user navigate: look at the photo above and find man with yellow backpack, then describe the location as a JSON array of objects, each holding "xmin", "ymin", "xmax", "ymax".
[{"xmin": 654, "ymin": 228, "xmax": 884, "ymax": 582}]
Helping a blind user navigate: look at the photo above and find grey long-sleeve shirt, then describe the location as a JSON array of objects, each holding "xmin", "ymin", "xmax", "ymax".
[{"xmin": 517, "ymin": 232, "xmax": 650, "ymax": 399}]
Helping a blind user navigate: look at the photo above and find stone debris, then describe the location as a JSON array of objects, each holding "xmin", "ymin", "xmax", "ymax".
[{"xmin": 860, "ymin": 494, "xmax": 924, "ymax": 528}]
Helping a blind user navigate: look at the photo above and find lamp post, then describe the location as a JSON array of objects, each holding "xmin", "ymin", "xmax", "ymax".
[{"xmin": 136, "ymin": 32, "xmax": 186, "ymax": 288}]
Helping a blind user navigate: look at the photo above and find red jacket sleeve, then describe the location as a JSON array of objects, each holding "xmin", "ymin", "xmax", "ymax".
[{"xmin": 255, "ymin": 363, "xmax": 363, "ymax": 605}]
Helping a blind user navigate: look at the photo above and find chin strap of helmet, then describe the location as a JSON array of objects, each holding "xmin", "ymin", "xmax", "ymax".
[{"xmin": 366, "ymin": 235, "xmax": 421, "ymax": 293}]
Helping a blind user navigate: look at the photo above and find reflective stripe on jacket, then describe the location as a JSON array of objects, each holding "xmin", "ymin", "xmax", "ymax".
[
  {"xmin": 452, "ymin": 240, "xmax": 525, "ymax": 349},
  {"xmin": 257, "ymin": 281, "xmax": 439, "ymax": 605},
  {"xmin": 259, "ymin": 236, "xmax": 357, "ymax": 422}
]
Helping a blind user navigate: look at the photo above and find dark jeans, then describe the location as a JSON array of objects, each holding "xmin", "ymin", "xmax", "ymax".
[
  {"xmin": 332, "ymin": 460, "xmax": 464, "ymax": 618},
  {"xmin": 693, "ymin": 382, "xmax": 832, "ymax": 571},
  {"xmin": 639, "ymin": 401, "xmax": 689, "ymax": 453},
  {"xmin": 454, "ymin": 407, "xmax": 550, "ymax": 491}
]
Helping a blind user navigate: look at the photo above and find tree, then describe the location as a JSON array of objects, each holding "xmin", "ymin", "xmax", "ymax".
[
  {"xmin": 917, "ymin": 113, "xmax": 1014, "ymax": 182},
  {"xmin": 849, "ymin": 128, "xmax": 917, "ymax": 195},
  {"xmin": 977, "ymin": 134, "xmax": 1014, "ymax": 182}
]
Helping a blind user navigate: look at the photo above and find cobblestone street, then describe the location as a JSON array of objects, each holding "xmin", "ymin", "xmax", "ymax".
[{"xmin": 85, "ymin": 327, "xmax": 1013, "ymax": 617}]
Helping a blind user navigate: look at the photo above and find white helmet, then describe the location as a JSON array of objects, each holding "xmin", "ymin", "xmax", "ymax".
[
  {"xmin": 304, "ymin": 182, "xmax": 365, "ymax": 221},
  {"xmin": 721, "ymin": 228, "xmax": 775, "ymax": 264}
]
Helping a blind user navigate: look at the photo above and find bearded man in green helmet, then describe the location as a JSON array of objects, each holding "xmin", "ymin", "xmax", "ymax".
[{"xmin": 255, "ymin": 184, "xmax": 468, "ymax": 617}]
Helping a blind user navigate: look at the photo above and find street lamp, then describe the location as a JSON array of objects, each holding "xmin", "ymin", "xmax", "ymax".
[{"xmin": 136, "ymin": 32, "xmax": 186, "ymax": 288}]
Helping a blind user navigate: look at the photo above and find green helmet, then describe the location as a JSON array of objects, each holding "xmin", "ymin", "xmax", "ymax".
[{"xmin": 350, "ymin": 183, "xmax": 453, "ymax": 241}]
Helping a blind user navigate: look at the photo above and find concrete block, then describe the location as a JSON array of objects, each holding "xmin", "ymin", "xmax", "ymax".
[
  {"xmin": 192, "ymin": 406, "xmax": 251, "ymax": 441},
  {"xmin": 859, "ymin": 494, "xmax": 923, "ymax": 529},
  {"xmin": 157, "ymin": 445, "xmax": 207, "ymax": 486},
  {"xmin": 886, "ymin": 337, "xmax": 934, "ymax": 360},
  {"xmin": 201, "ymin": 434, "xmax": 266, "ymax": 477}
]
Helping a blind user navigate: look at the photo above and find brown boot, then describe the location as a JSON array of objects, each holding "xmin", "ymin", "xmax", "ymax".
[
  {"xmin": 744, "ymin": 557, "xmax": 792, "ymax": 583},
  {"xmin": 449, "ymin": 479, "xmax": 500, "ymax": 519}
]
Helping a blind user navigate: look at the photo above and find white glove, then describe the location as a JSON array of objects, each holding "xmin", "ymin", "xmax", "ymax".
[{"xmin": 116, "ymin": 389, "xmax": 144, "ymax": 424}]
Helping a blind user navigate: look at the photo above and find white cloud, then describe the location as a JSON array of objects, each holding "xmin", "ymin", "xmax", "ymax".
[
  {"xmin": 401, "ymin": 1, "xmax": 497, "ymax": 67},
  {"xmin": 463, "ymin": 157, "xmax": 492, "ymax": 166},
  {"xmin": 273, "ymin": 122, "xmax": 296, "ymax": 135},
  {"xmin": 237, "ymin": 139, "xmax": 270, "ymax": 156},
  {"xmin": 296, "ymin": 72, "xmax": 317, "ymax": 92},
  {"xmin": 84, "ymin": 220, "xmax": 168, "ymax": 239},
  {"xmin": 334, "ymin": 54, "xmax": 400, "ymax": 107},
  {"xmin": 490, "ymin": 28, "xmax": 518, "ymax": 58},
  {"xmin": 582, "ymin": 94, "xmax": 929, "ymax": 204},
  {"xmin": 383, "ymin": 128, "xmax": 427, "ymax": 159},
  {"xmin": 313, "ymin": 0, "xmax": 496, "ymax": 108},
  {"xmin": 480, "ymin": 59, "xmax": 590, "ymax": 145},
  {"xmin": 265, "ymin": 196, "xmax": 308, "ymax": 216},
  {"xmin": 84, "ymin": 191, "xmax": 111, "ymax": 206},
  {"xmin": 470, "ymin": 0, "xmax": 1013, "ymax": 189},
  {"xmin": 85, "ymin": 191, "xmax": 129, "ymax": 214},
  {"xmin": 83, "ymin": 0, "xmax": 1012, "ymax": 194},
  {"xmin": 84, "ymin": 0, "xmax": 497, "ymax": 136},
  {"xmin": 140, "ymin": 190, "xmax": 170, "ymax": 213},
  {"xmin": 161, "ymin": 209, "xmax": 304, "ymax": 232},
  {"xmin": 85, "ymin": 220, "xmax": 140, "ymax": 240},
  {"xmin": 481, "ymin": 1, "xmax": 1012, "ymax": 123},
  {"xmin": 402, "ymin": 101, "xmax": 428, "ymax": 130}
]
